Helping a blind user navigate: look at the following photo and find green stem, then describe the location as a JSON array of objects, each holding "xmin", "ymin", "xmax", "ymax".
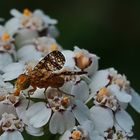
[{"xmin": 26, "ymin": 97, "xmax": 48, "ymax": 103}]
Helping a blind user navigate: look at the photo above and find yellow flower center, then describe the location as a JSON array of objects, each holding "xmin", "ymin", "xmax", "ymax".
[
  {"xmin": 97, "ymin": 87, "xmax": 108, "ymax": 101},
  {"xmin": 71, "ymin": 130, "xmax": 82, "ymax": 140},
  {"xmin": 0, "ymin": 95, "xmax": 5, "ymax": 101},
  {"xmin": 3, "ymin": 121, "xmax": 12, "ymax": 128},
  {"xmin": 3, "ymin": 45, "xmax": 11, "ymax": 50},
  {"xmin": 114, "ymin": 78, "xmax": 126, "ymax": 89},
  {"xmin": 1, "ymin": 32, "xmax": 10, "ymax": 41},
  {"xmin": 75, "ymin": 52, "xmax": 90, "ymax": 69},
  {"xmin": 23, "ymin": 8, "xmax": 31, "ymax": 16},
  {"xmin": 50, "ymin": 43, "xmax": 58, "ymax": 51},
  {"xmin": 61, "ymin": 96, "xmax": 69, "ymax": 107}
]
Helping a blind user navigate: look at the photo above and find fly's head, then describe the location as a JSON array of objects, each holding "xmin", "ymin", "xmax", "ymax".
[{"xmin": 14, "ymin": 74, "xmax": 30, "ymax": 96}]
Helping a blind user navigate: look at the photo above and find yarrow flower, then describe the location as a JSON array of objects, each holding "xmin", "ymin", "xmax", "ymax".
[
  {"xmin": 5, "ymin": 8, "xmax": 57, "ymax": 35},
  {"xmin": 0, "ymin": 8, "xmax": 140, "ymax": 140}
]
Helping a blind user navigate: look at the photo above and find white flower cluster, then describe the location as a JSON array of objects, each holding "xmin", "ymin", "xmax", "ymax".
[{"xmin": 0, "ymin": 9, "xmax": 140, "ymax": 140}]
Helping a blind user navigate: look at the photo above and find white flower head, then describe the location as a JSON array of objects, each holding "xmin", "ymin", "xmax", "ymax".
[
  {"xmin": 5, "ymin": 8, "xmax": 57, "ymax": 35},
  {"xmin": 0, "ymin": 113, "xmax": 24, "ymax": 140},
  {"xmin": 0, "ymin": 8, "xmax": 139, "ymax": 140},
  {"xmin": 0, "ymin": 76, "xmax": 20, "ymax": 106},
  {"xmin": 104, "ymin": 128, "xmax": 130, "ymax": 140},
  {"xmin": 0, "ymin": 88, "xmax": 19, "ymax": 106},
  {"xmin": 47, "ymin": 88, "xmax": 90, "ymax": 134},
  {"xmin": 24, "ymin": 88, "xmax": 91, "ymax": 134},
  {"xmin": 74, "ymin": 46, "xmax": 99, "ymax": 76},
  {"xmin": 0, "ymin": 113, "xmax": 24, "ymax": 132},
  {"xmin": 60, "ymin": 120, "xmax": 104, "ymax": 140},
  {"xmin": 0, "ymin": 26, "xmax": 16, "ymax": 55},
  {"xmin": 33, "ymin": 36, "xmax": 62, "ymax": 56},
  {"xmin": 93, "ymin": 87, "xmax": 119, "ymax": 111},
  {"xmin": 108, "ymin": 68, "xmax": 130, "ymax": 91},
  {"xmin": 89, "ymin": 68, "xmax": 132, "ymax": 109}
]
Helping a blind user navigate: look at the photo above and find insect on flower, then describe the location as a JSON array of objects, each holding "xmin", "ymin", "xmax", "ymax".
[{"xmin": 13, "ymin": 50, "xmax": 87, "ymax": 96}]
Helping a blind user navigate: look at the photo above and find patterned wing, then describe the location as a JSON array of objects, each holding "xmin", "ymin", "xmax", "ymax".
[{"xmin": 34, "ymin": 51, "xmax": 65, "ymax": 71}]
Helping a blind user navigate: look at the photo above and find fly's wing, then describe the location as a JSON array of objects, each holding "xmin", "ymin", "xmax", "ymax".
[{"xmin": 34, "ymin": 51, "xmax": 65, "ymax": 71}]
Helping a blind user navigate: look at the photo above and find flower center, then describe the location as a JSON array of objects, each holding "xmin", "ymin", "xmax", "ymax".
[
  {"xmin": 1, "ymin": 32, "xmax": 10, "ymax": 42},
  {"xmin": 0, "ymin": 93, "xmax": 19, "ymax": 105},
  {"xmin": 50, "ymin": 43, "xmax": 58, "ymax": 51},
  {"xmin": 3, "ymin": 45, "xmax": 11, "ymax": 50},
  {"xmin": 0, "ymin": 95, "xmax": 5, "ymax": 101},
  {"xmin": 71, "ymin": 130, "xmax": 82, "ymax": 140},
  {"xmin": 61, "ymin": 96, "xmax": 70, "ymax": 107},
  {"xmin": 0, "ymin": 113, "xmax": 24, "ymax": 132},
  {"xmin": 23, "ymin": 8, "xmax": 31, "ymax": 16},
  {"xmin": 75, "ymin": 52, "xmax": 90, "ymax": 69},
  {"xmin": 48, "ymin": 95, "xmax": 70, "ymax": 112},
  {"xmin": 97, "ymin": 87, "xmax": 108, "ymax": 101},
  {"xmin": 114, "ymin": 77, "xmax": 129, "ymax": 90}
]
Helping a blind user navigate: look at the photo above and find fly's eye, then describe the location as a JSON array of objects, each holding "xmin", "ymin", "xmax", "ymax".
[{"xmin": 21, "ymin": 79, "xmax": 30, "ymax": 89}]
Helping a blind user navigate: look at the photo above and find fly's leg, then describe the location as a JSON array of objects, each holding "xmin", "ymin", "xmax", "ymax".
[
  {"xmin": 43, "ymin": 88, "xmax": 48, "ymax": 99},
  {"xmin": 43, "ymin": 88, "xmax": 51, "ymax": 108},
  {"xmin": 57, "ymin": 88, "xmax": 75, "ymax": 97},
  {"xmin": 26, "ymin": 87, "xmax": 37, "ymax": 110},
  {"xmin": 28, "ymin": 87, "xmax": 37, "ymax": 95}
]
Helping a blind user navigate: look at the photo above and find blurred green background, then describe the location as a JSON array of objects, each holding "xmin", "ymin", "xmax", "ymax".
[{"xmin": 0, "ymin": 0, "xmax": 140, "ymax": 139}]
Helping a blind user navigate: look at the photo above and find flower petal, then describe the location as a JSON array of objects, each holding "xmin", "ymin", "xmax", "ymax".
[
  {"xmin": 71, "ymin": 81, "xmax": 89, "ymax": 102},
  {"xmin": 5, "ymin": 18, "xmax": 20, "ymax": 35},
  {"xmin": 0, "ymin": 131, "xmax": 23, "ymax": 140},
  {"xmin": 25, "ymin": 125, "xmax": 44, "ymax": 136},
  {"xmin": 2, "ymin": 71, "xmax": 21, "ymax": 81},
  {"xmin": 89, "ymin": 70, "xmax": 109, "ymax": 96},
  {"xmin": 115, "ymin": 109, "xmax": 134, "ymax": 133},
  {"xmin": 130, "ymin": 88, "xmax": 140, "ymax": 113},
  {"xmin": 108, "ymin": 84, "xmax": 132, "ymax": 103},
  {"xmin": 2, "ymin": 62, "xmax": 25, "ymax": 81},
  {"xmin": 15, "ymin": 29, "xmax": 38, "ymax": 49},
  {"xmin": 49, "ymin": 111, "xmax": 75, "ymax": 134},
  {"xmin": 17, "ymin": 45, "xmax": 42, "ymax": 62},
  {"xmin": 72, "ymin": 100, "xmax": 91, "ymax": 124},
  {"xmin": 85, "ymin": 54, "xmax": 99, "ymax": 76},
  {"xmin": 90, "ymin": 106, "xmax": 114, "ymax": 135},
  {"xmin": 16, "ymin": 96, "xmax": 33, "ymax": 124},
  {"xmin": 62, "ymin": 50, "xmax": 75, "ymax": 69},
  {"xmin": 10, "ymin": 9, "xmax": 22, "ymax": 17},
  {"xmin": 3, "ymin": 62, "xmax": 24, "ymax": 73},
  {"xmin": 60, "ymin": 81, "xmax": 74, "ymax": 94},
  {"xmin": 26, "ymin": 102, "xmax": 52, "ymax": 128},
  {"xmin": 63, "ymin": 110, "xmax": 75, "ymax": 130},
  {"xmin": 0, "ymin": 53, "xmax": 13, "ymax": 71},
  {"xmin": 49, "ymin": 112, "xmax": 65, "ymax": 134},
  {"xmin": 31, "ymin": 88, "xmax": 45, "ymax": 99}
]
